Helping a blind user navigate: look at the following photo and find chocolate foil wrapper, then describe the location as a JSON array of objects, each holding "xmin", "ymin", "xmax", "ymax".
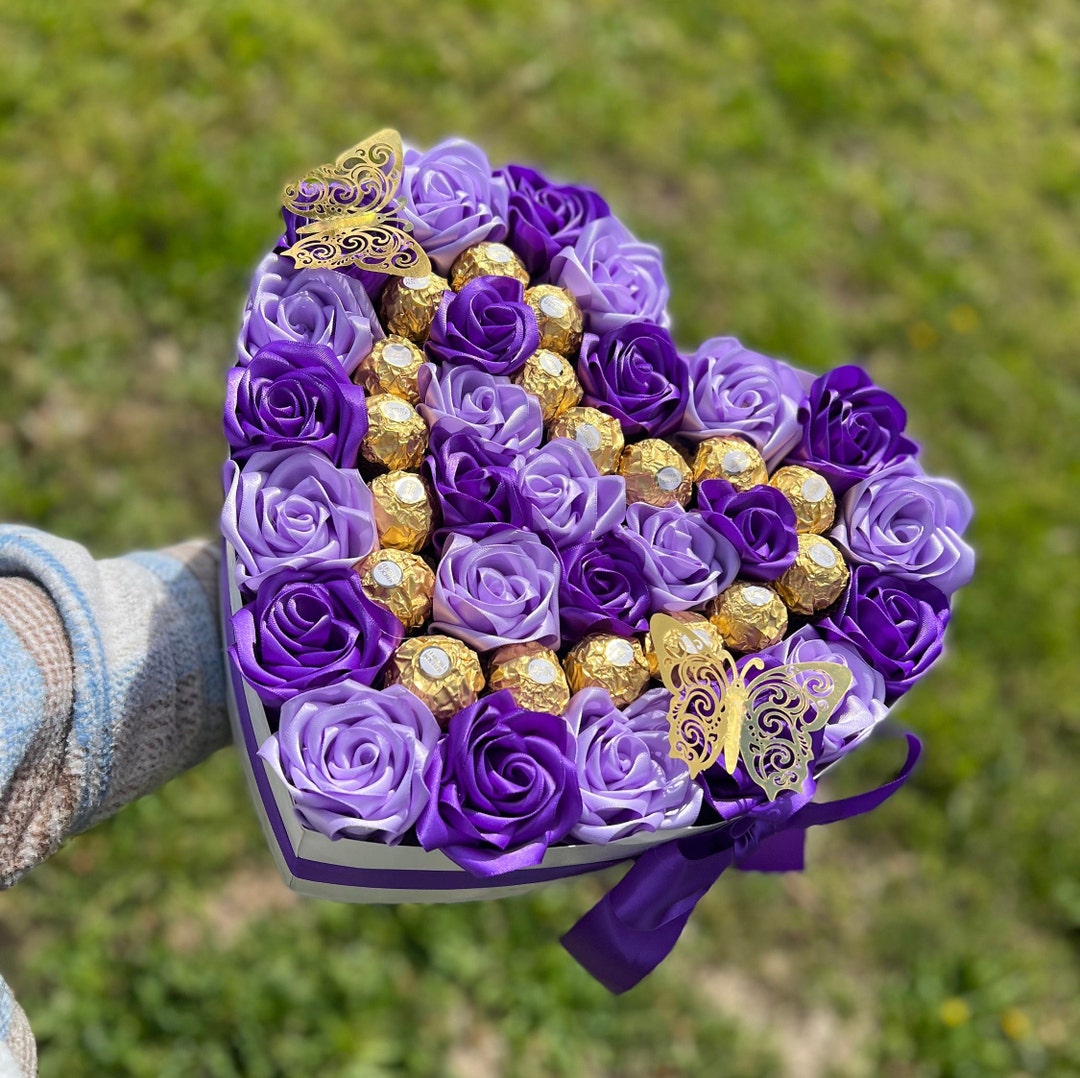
[
  {"xmin": 548, "ymin": 407, "xmax": 625, "ymax": 474},
  {"xmin": 514, "ymin": 349, "xmax": 583, "ymax": 423},
  {"xmin": 370, "ymin": 470, "xmax": 435, "ymax": 552},
  {"xmin": 618, "ymin": 439, "xmax": 693, "ymax": 508},
  {"xmin": 354, "ymin": 548, "xmax": 435, "ymax": 630},
  {"xmin": 524, "ymin": 284, "xmax": 584, "ymax": 357},
  {"xmin": 384, "ymin": 635, "xmax": 486, "ymax": 728},
  {"xmin": 360, "ymin": 395, "xmax": 429, "ymax": 471},
  {"xmin": 380, "ymin": 273, "xmax": 450, "ymax": 342},
  {"xmin": 353, "ymin": 335, "xmax": 425, "ymax": 404},
  {"xmin": 488, "ymin": 642, "xmax": 571, "ymax": 716},
  {"xmin": 692, "ymin": 436, "xmax": 768, "ymax": 491},
  {"xmin": 775, "ymin": 534, "xmax": 850, "ymax": 615},
  {"xmin": 642, "ymin": 611, "xmax": 722, "ymax": 676},
  {"xmin": 769, "ymin": 465, "xmax": 836, "ymax": 535},
  {"xmin": 563, "ymin": 633, "xmax": 650, "ymax": 708},
  {"xmin": 706, "ymin": 582, "xmax": 788, "ymax": 652},
  {"xmin": 449, "ymin": 242, "xmax": 530, "ymax": 290}
]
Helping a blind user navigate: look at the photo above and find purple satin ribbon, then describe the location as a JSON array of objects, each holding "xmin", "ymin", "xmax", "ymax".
[{"xmin": 561, "ymin": 732, "xmax": 922, "ymax": 994}]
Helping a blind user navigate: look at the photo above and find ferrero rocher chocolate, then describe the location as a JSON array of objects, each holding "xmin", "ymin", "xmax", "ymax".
[
  {"xmin": 487, "ymin": 642, "xmax": 571, "ymax": 716},
  {"xmin": 380, "ymin": 273, "xmax": 450, "ymax": 342},
  {"xmin": 449, "ymin": 242, "xmax": 530, "ymax": 290},
  {"xmin": 353, "ymin": 548, "xmax": 435, "ymax": 630},
  {"xmin": 353, "ymin": 335, "xmax": 425, "ymax": 404},
  {"xmin": 360, "ymin": 395, "xmax": 429, "ymax": 471},
  {"xmin": 524, "ymin": 284, "xmax": 583, "ymax": 356},
  {"xmin": 618, "ymin": 439, "xmax": 693, "ymax": 508},
  {"xmin": 514, "ymin": 349, "xmax": 583, "ymax": 423},
  {"xmin": 548, "ymin": 407, "xmax": 625, "ymax": 474},
  {"xmin": 692, "ymin": 436, "xmax": 768, "ymax": 491},
  {"xmin": 370, "ymin": 471, "xmax": 435, "ymax": 552},
  {"xmin": 706, "ymin": 582, "xmax": 788, "ymax": 652},
  {"xmin": 563, "ymin": 633, "xmax": 650, "ymax": 708},
  {"xmin": 384, "ymin": 635, "xmax": 485, "ymax": 728},
  {"xmin": 643, "ymin": 611, "xmax": 722, "ymax": 677},
  {"xmin": 769, "ymin": 465, "xmax": 836, "ymax": 535},
  {"xmin": 775, "ymin": 534, "xmax": 850, "ymax": 615}
]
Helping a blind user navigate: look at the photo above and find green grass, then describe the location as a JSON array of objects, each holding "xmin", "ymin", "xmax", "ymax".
[{"xmin": 1, "ymin": 0, "xmax": 1079, "ymax": 1074}]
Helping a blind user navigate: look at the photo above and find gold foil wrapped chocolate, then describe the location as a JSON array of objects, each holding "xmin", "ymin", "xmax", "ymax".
[
  {"xmin": 775, "ymin": 534, "xmax": 850, "ymax": 615},
  {"xmin": 514, "ymin": 349, "xmax": 583, "ymax": 423},
  {"xmin": 360, "ymin": 395, "xmax": 429, "ymax": 471},
  {"xmin": 643, "ymin": 611, "xmax": 722, "ymax": 677},
  {"xmin": 353, "ymin": 548, "xmax": 435, "ymax": 630},
  {"xmin": 524, "ymin": 284, "xmax": 583, "ymax": 357},
  {"xmin": 488, "ymin": 642, "xmax": 571, "ymax": 716},
  {"xmin": 769, "ymin": 465, "xmax": 836, "ymax": 535},
  {"xmin": 370, "ymin": 471, "xmax": 435, "ymax": 552},
  {"xmin": 547, "ymin": 407, "xmax": 625, "ymax": 474},
  {"xmin": 706, "ymin": 582, "xmax": 788, "ymax": 652},
  {"xmin": 384, "ymin": 635, "xmax": 485, "ymax": 728},
  {"xmin": 449, "ymin": 242, "xmax": 530, "ymax": 290},
  {"xmin": 692, "ymin": 436, "xmax": 768, "ymax": 491},
  {"xmin": 353, "ymin": 335, "xmax": 425, "ymax": 404},
  {"xmin": 618, "ymin": 439, "xmax": 693, "ymax": 508},
  {"xmin": 380, "ymin": 273, "xmax": 450, "ymax": 342},
  {"xmin": 563, "ymin": 633, "xmax": 650, "ymax": 708}
]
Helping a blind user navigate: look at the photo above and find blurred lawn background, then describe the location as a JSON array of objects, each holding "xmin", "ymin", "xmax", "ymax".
[{"xmin": 1, "ymin": 1, "xmax": 1078, "ymax": 1075}]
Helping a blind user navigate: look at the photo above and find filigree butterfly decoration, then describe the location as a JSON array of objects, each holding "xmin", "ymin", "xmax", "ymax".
[
  {"xmin": 650, "ymin": 613, "xmax": 853, "ymax": 801},
  {"xmin": 280, "ymin": 128, "xmax": 432, "ymax": 278}
]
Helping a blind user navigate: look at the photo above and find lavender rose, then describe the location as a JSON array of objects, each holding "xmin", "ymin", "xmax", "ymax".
[
  {"xmin": 697, "ymin": 479, "xmax": 798, "ymax": 582},
  {"xmin": 230, "ymin": 566, "xmax": 403, "ymax": 706},
  {"xmin": 224, "ymin": 340, "xmax": 368, "ymax": 466},
  {"xmin": 519, "ymin": 438, "xmax": 626, "ymax": 548},
  {"xmin": 222, "ymin": 448, "xmax": 378, "ymax": 595},
  {"xmin": 622, "ymin": 503, "xmax": 739, "ymax": 612},
  {"xmin": 426, "ymin": 276, "xmax": 539, "ymax": 377},
  {"xmin": 431, "ymin": 524, "xmax": 561, "ymax": 651},
  {"xmin": 790, "ymin": 365, "xmax": 918, "ymax": 493},
  {"xmin": 399, "ymin": 139, "xmax": 509, "ymax": 274},
  {"xmin": 550, "ymin": 216, "xmax": 670, "ymax": 334},
  {"xmin": 415, "ymin": 690, "xmax": 581, "ymax": 876},
  {"xmin": 832, "ymin": 459, "xmax": 975, "ymax": 596},
  {"xmin": 238, "ymin": 253, "xmax": 384, "ymax": 375},
  {"xmin": 496, "ymin": 163, "xmax": 611, "ymax": 278},
  {"xmin": 566, "ymin": 687, "xmax": 703, "ymax": 844},
  {"xmin": 258, "ymin": 680, "xmax": 439, "ymax": 843},
  {"xmin": 417, "ymin": 363, "xmax": 543, "ymax": 452},
  {"xmin": 577, "ymin": 320, "xmax": 688, "ymax": 440},
  {"xmin": 681, "ymin": 337, "xmax": 808, "ymax": 467}
]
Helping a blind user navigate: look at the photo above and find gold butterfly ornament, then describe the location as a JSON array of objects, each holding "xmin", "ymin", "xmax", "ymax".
[
  {"xmin": 281, "ymin": 129, "xmax": 432, "ymax": 278},
  {"xmin": 650, "ymin": 613, "xmax": 853, "ymax": 802}
]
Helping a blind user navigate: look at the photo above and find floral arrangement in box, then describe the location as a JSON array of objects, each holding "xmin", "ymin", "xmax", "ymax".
[{"xmin": 220, "ymin": 129, "xmax": 973, "ymax": 992}]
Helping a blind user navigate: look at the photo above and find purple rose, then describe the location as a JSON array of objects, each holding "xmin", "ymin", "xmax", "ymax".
[
  {"xmin": 681, "ymin": 337, "xmax": 808, "ymax": 467},
  {"xmin": 519, "ymin": 438, "xmax": 626, "ymax": 548},
  {"xmin": 697, "ymin": 479, "xmax": 798, "ymax": 582},
  {"xmin": 224, "ymin": 340, "xmax": 368, "ymax": 466},
  {"xmin": 258, "ymin": 680, "xmax": 439, "ymax": 843},
  {"xmin": 790, "ymin": 365, "xmax": 918, "ymax": 493},
  {"xmin": 230, "ymin": 566, "xmax": 403, "ymax": 706},
  {"xmin": 222, "ymin": 448, "xmax": 378, "ymax": 596},
  {"xmin": 550, "ymin": 216, "xmax": 670, "ymax": 334},
  {"xmin": 417, "ymin": 363, "xmax": 543, "ymax": 452},
  {"xmin": 557, "ymin": 530, "xmax": 653, "ymax": 644},
  {"xmin": 817, "ymin": 565, "xmax": 950, "ymax": 702},
  {"xmin": 415, "ymin": 690, "xmax": 581, "ymax": 876},
  {"xmin": 400, "ymin": 139, "xmax": 509, "ymax": 274},
  {"xmin": 426, "ymin": 276, "xmax": 539, "ymax": 377},
  {"xmin": 832, "ymin": 459, "xmax": 974, "ymax": 596},
  {"xmin": 496, "ymin": 163, "xmax": 610, "ymax": 278},
  {"xmin": 431, "ymin": 525, "xmax": 561, "ymax": 651},
  {"xmin": 565, "ymin": 687, "xmax": 703, "ymax": 844},
  {"xmin": 577, "ymin": 320, "xmax": 688, "ymax": 439},
  {"xmin": 239, "ymin": 253, "xmax": 384, "ymax": 375},
  {"xmin": 623, "ymin": 503, "xmax": 739, "ymax": 612}
]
